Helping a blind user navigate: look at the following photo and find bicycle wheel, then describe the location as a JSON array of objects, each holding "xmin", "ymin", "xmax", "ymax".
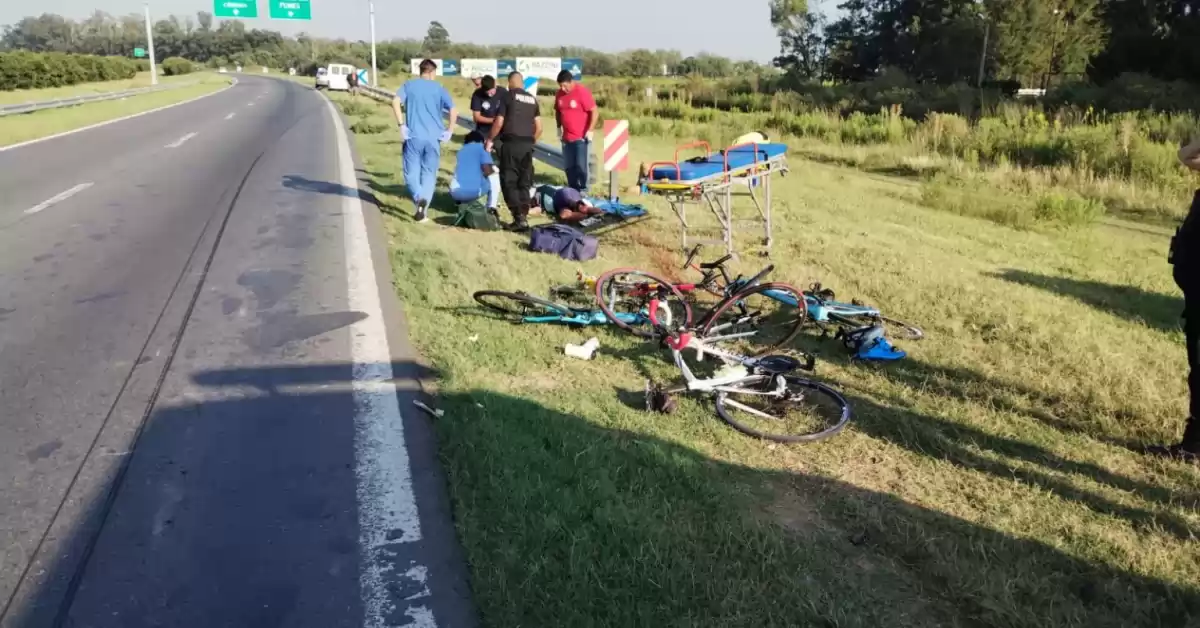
[
  {"xmin": 473, "ymin": 290, "xmax": 572, "ymax": 322},
  {"xmin": 700, "ymin": 282, "xmax": 807, "ymax": 354},
  {"xmin": 829, "ymin": 312, "xmax": 924, "ymax": 340},
  {"xmin": 715, "ymin": 375, "xmax": 851, "ymax": 443},
  {"xmin": 594, "ymin": 268, "xmax": 693, "ymax": 338}
]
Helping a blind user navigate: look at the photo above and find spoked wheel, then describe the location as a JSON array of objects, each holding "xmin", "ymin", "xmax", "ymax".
[
  {"xmin": 700, "ymin": 282, "xmax": 807, "ymax": 355},
  {"xmin": 715, "ymin": 375, "xmax": 851, "ymax": 443},
  {"xmin": 830, "ymin": 313, "xmax": 924, "ymax": 340},
  {"xmin": 595, "ymin": 268, "xmax": 693, "ymax": 338},
  {"xmin": 473, "ymin": 290, "xmax": 571, "ymax": 322}
]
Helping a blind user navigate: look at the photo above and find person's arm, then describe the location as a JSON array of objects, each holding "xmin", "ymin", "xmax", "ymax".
[
  {"xmin": 555, "ymin": 104, "xmax": 563, "ymax": 139},
  {"xmin": 441, "ymin": 87, "xmax": 458, "ymax": 133},
  {"xmin": 471, "ymin": 95, "xmax": 495, "ymax": 126},
  {"xmin": 1181, "ymin": 137, "xmax": 1200, "ymax": 172},
  {"xmin": 392, "ymin": 85, "xmax": 405, "ymax": 127},
  {"xmin": 533, "ymin": 115, "xmax": 543, "ymax": 141},
  {"xmin": 481, "ymin": 151, "xmax": 495, "ymax": 177},
  {"xmin": 486, "ymin": 98, "xmax": 507, "ymax": 147},
  {"xmin": 583, "ymin": 88, "xmax": 598, "ymax": 139}
]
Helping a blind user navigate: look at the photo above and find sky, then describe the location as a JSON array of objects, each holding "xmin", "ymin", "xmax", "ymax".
[{"xmin": 0, "ymin": 1, "xmax": 844, "ymax": 63}]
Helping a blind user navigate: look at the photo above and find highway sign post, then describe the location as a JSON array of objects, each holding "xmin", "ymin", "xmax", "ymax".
[
  {"xmin": 356, "ymin": 68, "xmax": 370, "ymax": 86},
  {"xmin": 214, "ymin": 0, "xmax": 258, "ymax": 18},
  {"xmin": 603, "ymin": 119, "xmax": 630, "ymax": 201},
  {"xmin": 269, "ymin": 0, "xmax": 312, "ymax": 20}
]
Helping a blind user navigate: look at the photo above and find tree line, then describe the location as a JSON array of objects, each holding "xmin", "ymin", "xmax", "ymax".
[
  {"xmin": 0, "ymin": 12, "xmax": 766, "ymax": 79},
  {"xmin": 772, "ymin": 0, "xmax": 1200, "ymax": 86}
]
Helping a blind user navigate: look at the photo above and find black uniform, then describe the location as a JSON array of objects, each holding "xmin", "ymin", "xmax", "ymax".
[
  {"xmin": 494, "ymin": 88, "xmax": 539, "ymax": 222},
  {"xmin": 470, "ymin": 86, "xmax": 506, "ymax": 141},
  {"xmin": 1170, "ymin": 190, "xmax": 1200, "ymax": 451}
]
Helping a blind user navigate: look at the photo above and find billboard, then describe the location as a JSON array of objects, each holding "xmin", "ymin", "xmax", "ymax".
[
  {"xmin": 562, "ymin": 58, "xmax": 583, "ymax": 80},
  {"xmin": 497, "ymin": 59, "xmax": 516, "ymax": 76},
  {"xmin": 516, "ymin": 57, "xmax": 562, "ymax": 80},
  {"xmin": 441, "ymin": 59, "xmax": 460, "ymax": 76},
  {"xmin": 461, "ymin": 58, "xmax": 498, "ymax": 79}
]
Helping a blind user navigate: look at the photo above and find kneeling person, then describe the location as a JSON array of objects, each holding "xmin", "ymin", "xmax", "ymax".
[{"xmin": 450, "ymin": 131, "xmax": 501, "ymax": 213}]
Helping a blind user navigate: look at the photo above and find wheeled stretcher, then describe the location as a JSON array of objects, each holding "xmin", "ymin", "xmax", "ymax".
[{"xmin": 641, "ymin": 142, "xmax": 789, "ymax": 258}]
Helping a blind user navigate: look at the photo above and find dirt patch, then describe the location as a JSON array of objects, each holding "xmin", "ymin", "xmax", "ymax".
[{"xmin": 761, "ymin": 482, "xmax": 832, "ymax": 538}]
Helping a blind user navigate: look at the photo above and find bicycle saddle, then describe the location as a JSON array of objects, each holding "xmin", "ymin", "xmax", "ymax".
[{"xmin": 754, "ymin": 354, "xmax": 806, "ymax": 374}]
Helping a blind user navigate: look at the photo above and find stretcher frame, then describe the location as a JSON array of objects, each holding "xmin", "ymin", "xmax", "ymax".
[{"xmin": 643, "ymin": 141, "xmax": 789, "ymax": 258}]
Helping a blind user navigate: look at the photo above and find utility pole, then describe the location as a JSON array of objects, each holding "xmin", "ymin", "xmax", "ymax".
[
  {"xmin": 144, "ymin": 2, "xmax": 158, "ymax": 85},
  {"xmin": 977, "ymin": 18, "xmax": 989, "ymax": 88},
  {"xmin": 369, "ymin": 1, "xmax": 378, "ymax": 86}
]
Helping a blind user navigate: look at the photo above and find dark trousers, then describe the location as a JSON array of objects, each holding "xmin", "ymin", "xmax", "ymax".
[
  {"xmin": 562, "ymin": 139, "xmax": 590, "ymax": 191},
  {"xmin": 499, "ymin": 138, "xmax": 534, "ymax": 220},
  {"xmin": 1174, "ymin": 264, "xmax": 1200, "ymax": 446}
]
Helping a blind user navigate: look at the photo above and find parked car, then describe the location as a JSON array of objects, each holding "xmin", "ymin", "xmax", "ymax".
[{"xmin": 315, "ymin": 67, "xmax": 329, "ymax": 89}]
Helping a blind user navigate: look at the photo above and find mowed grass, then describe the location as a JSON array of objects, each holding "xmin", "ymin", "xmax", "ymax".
[
  {"xmin": 0, "ymin": 71, "xmax": 196, "ymax": 105},
  {"xmin": 329, "ymin": 90, "xmax": 1200, "ymax": 627},
  {"xmin": 0, "ymin": 73, "xmax": 230, "ymax": 147}
]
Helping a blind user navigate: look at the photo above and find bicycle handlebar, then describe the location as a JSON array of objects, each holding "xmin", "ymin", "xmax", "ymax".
[
  {"xmin": 742, "ymin": 264, "xmax": 775, "ymax": 290},
  {"xmin": 682, "ymin": 244, "xmax": 702, "ymax": 270}
]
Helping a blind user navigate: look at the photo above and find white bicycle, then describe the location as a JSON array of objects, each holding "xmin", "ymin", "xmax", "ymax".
[{"xmin": 644, "ymin": 294, "xmax": 852, "ymax": 443}]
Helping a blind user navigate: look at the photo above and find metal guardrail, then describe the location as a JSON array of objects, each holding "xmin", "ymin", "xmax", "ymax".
[
  {"xmin": 358, "ymin": 83, "xmax": 597, "ymax": 182},
  {"xmin": 0, "ymin": 82, "xmax": 191, "ymax": 117}
]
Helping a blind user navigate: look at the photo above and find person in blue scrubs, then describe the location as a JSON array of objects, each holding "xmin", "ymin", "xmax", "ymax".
[
  {"xmin": 450, "ymin": 131, "xmax": 501, "ymax": 212},
  {"xmin": 392, "ymin": 58, "xmax": 458, "ymax": 223}
]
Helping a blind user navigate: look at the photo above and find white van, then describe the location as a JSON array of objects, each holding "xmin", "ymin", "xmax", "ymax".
[{"xmin": 325, "ymin": 64, "xmax": 356, "ymax": 91}]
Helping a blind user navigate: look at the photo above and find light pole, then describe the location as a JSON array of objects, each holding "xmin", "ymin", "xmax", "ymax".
[
  {"xmin": 369, "ymin": 1, "xmax": 378, "ymax": 86},
  {"xmin": 143, "ymin": 2, "xmax": 158, "ymax": 86}
]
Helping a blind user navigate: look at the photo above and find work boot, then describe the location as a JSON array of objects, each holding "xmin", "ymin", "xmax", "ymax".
[{"xmin": 1145, "ymin": 417, "xmax": 1200, "ymax": 462}]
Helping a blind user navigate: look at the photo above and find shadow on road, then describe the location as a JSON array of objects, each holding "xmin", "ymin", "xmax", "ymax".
[{"xmin": 8, "ymin": 361, "xmax": 476, "ymax": 628}]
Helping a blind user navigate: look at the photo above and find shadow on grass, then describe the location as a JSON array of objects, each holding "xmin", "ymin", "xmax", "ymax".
[
  {"xmin": 797, "ymin": 149, "xmax": 943, "ymax": 181},
  {"xmin": 431, "ymin": 385, "xmax": 1199, "ymax": 626},
  {"xmin": 993, "ymin": 269, "xmax": 1183, "ymax": 332}
]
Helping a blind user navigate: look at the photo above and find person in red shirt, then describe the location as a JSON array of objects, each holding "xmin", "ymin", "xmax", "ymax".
[{"xmin": 554, "ymin": 70, "xmax": 597, "ymax": 192}]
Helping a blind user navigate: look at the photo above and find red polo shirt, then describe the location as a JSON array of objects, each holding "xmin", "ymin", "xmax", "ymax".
[{"xmin": 555, "ymin": 84, "xmax": 596, "ymax": 142}]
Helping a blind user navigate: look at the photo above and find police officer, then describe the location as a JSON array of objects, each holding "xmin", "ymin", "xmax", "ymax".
[
  {"xmin": 1152, "ymin": 136, "xmax": 1200, "ymax": 461},
  {"xmin": 486, "ymin": 71, "xmax": 542, "ymax": 231}
]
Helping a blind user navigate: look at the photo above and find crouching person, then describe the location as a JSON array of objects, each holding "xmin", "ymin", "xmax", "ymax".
[{"xmin": 451, "ymin": 131, "xmax": 501, "ymax": 213}]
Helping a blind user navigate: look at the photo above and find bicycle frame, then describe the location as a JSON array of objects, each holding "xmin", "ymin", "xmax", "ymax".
[{"xmin": 758, "ymin": 288, "xmax": 881, "ymax": 323}]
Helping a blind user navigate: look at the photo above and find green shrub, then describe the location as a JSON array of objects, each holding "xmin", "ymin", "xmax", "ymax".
[
  {"xmin": 0, "ymin": 51, "xmax": 137, "ymax": 90},
  {"xmin": 350, "ymin": 118, "xmax": 388, "ymax": 134},
  {"xmin": 1032, "ymin": 191, "xmax": 1105, "ymax": 227},
  {"xmin": 160, "ymin": 57, "xmax": 194, "ymax": 76},
  {"xmin": 340, "ymin": 100, "xmax": 375, "ymax": 116}
]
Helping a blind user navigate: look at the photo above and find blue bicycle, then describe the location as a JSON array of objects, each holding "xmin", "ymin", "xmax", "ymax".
[
  {"xmin": 756, "ymin": 283, "xmax": 924, "ymax": 340},
  {"xmin": 473, "ymin": 290, "xmax": 652, "ymax": 327}
]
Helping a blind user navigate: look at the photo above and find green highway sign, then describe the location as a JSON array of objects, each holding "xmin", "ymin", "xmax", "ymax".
[
  {"xmin": 133, "ymin": 47, "xmax": 146, "ymax": 58},
  {"xmin": 269, "ymin": 1, "xmax": 312, "ymax": 20},
  {"xmin": 214, "ymin": 0, "xmax": 259, "ymax": 18}
]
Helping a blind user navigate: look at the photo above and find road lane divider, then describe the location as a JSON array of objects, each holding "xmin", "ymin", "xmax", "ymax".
[
  {"xmin": 24, "ymin": 182, "xmax": 94, "ymax": 215},
  {"xmin": 225, "ymin": 113, "xmax": 236, "ymax": 121},
  {"xmin": 165, "ymin": 132, "xmax": 198, "ymax": 149}
]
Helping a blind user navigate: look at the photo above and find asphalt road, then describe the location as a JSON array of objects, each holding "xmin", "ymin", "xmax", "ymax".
[{"xmin": 0, "ymin": 76, "xmax": 474, "ymax": 628}]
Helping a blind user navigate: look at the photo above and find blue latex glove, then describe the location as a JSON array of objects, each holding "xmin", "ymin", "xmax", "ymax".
[
  {"xmin": 439, "ymin": 130, "xmax": 453, "ymax": 143},
  {"xmin": 399, "ymin": 124, "xmax": 410, "ymax": 141}
]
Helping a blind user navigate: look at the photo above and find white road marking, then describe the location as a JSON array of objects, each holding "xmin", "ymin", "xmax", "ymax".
[
  {"xmin": 0, "ymin": 78, "xmax": 238, "ymax": 153},
  {"xmin": 164, "ymin": 132, "xmax": 197, "ymax": 149},
  {"xmin": 247, "ymin": 102, "xmax": 255, "ymax": 107},
  {"xmin": 225, "ymin": 112, "xmax": 236, "ymax": 120},
  {"xmin": 24, "ymin": 182, "xmax": 94, "ymax": 215},
  {"xmin": 324, "ymin": 89, "xmax": 437, "ymax": 627}
]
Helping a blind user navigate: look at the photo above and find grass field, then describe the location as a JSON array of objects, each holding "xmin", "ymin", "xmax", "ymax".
[
  {"xmin": 0, "ymin": 71, "xmax": 199, "ymax": 105},
  {"xmin": 328, "ymin": 89, "xmax": 1200, "ymax": 627},
  {"xmin": 0, "ymin": 73, "xmax": 230, "ymax": 147}
]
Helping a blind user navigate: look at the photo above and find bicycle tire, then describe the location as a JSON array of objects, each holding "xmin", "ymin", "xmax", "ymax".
[
  {"xmin": 473, "ymin": 290, "xmax": 573, "ymax": 321},
  {"xmin": 594, "ymin": 268, "xmax": 694, "ymax": 338},
  {"xmin": 548, "ymin": 284, "xmax": 594, "ymax": 307},
  {"xmin": 715, "ymin": 375, "xmax": 851, "ymax": 443},
  {"xmin": 700, "ymin": 282, "xmax": 807, "ymax": 353}
]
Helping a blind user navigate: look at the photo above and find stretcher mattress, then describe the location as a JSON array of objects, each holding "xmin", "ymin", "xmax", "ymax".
[{"xmin": 650, "ymin": 143, "xmax": 787, "ymax": 182}]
